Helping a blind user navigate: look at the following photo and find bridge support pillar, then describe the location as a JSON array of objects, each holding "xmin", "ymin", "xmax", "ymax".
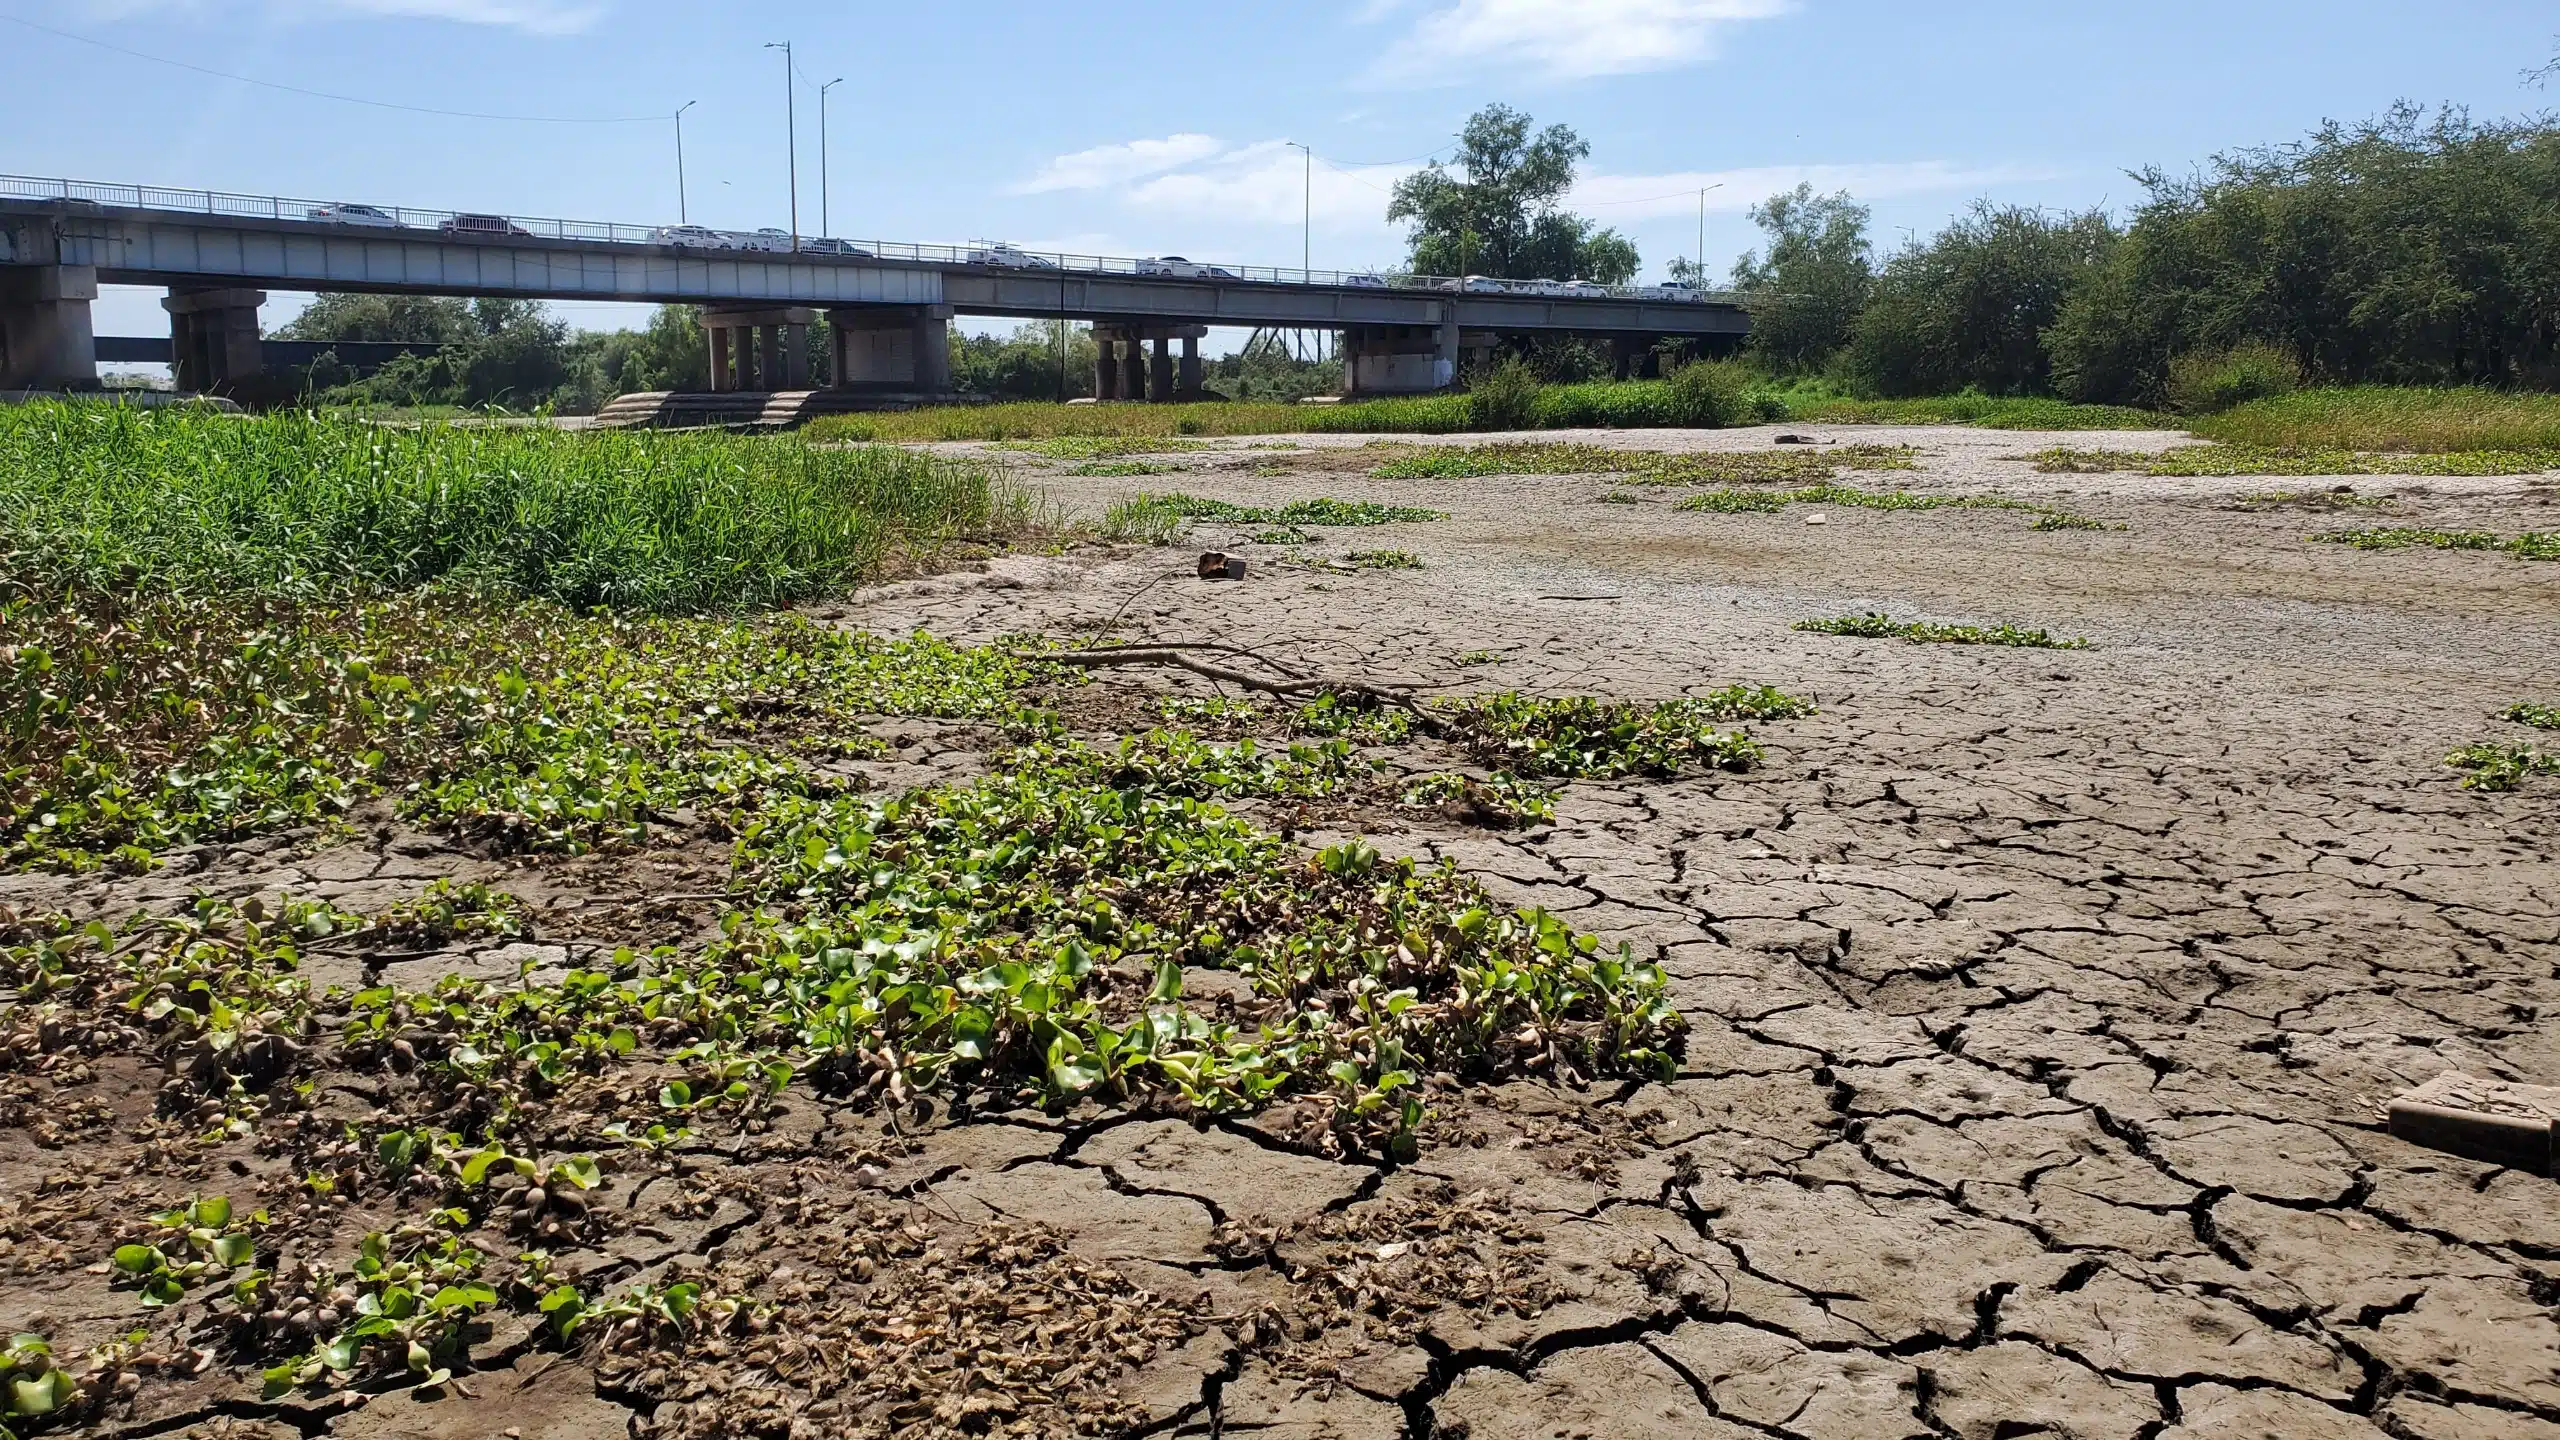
[
  {"xmin": 702, "ymin": 307, "xmax": 815, "ymax": 391},
  {"xmin": 163, "ymin": 287, "xmax": 267, "ymax": 395},
  {"xmin": 824, "ymin": 304, "xmax": 952, "ymax": 394},
  {"xmin": 1093, "ymin": 336, "xmax": 1120, "ymax": 400},
  {"xmin": 1092, "ymin": 324, "xmax": 1208, "ymax": 403},
  {"xmin": 1339, "ymin": 322, "xmax": 1457, "ymax": 397},
  {"xmin": 0, "ymin": 264, "xmax": 99, "ymax": 392},
  {"xmin": 1120, "ymin": 336, "xmax": 1146, "ymax": 401}
]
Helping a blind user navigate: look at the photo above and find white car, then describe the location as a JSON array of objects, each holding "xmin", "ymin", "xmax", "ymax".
[
  {"xmin": 737, "ymin": 228, "xmax": 797, "ymax": 253},
  {"xmin": 1654, "ymin": 281, "xmax": 1712, "ymax": 303},
  {"xmin": 650, "ymin": 224, "xmax": 728, "ymax": 248},
  {"xmin": 308, "ymin": 203, "xmax": 402, "ymax": 228},
  {"xmin": 1139, "ymin": 255, "xmax": 1235, "ymax": 280},
  {"xmin": 1559, "ymin": 280, "xmax": 1610, "ymax": 298},
  {"xmin": 1342, "ymin": 272, "xmax": 1388, "ymax": 289},
  {"xmin": 969, "ymin": 244, "xmax": 1056, "ymax": 269}
]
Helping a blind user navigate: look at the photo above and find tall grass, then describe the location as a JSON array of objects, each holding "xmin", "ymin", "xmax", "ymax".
[
  {"xmin": 807, "ymin": 378, "xmax": 2162, "ymax": 444},
  {"xmin": 2195, "ymin": 388, "xmax": 2560, "ymax": 453},
  {"xmin": 0, "ymin": 401, "xmax": 1022, "ymax": 613}
]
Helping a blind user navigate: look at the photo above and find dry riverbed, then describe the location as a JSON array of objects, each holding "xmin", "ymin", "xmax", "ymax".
[{"xmin": 5, "ymin": 425, "xmax": 2557, "ymax": 1439}]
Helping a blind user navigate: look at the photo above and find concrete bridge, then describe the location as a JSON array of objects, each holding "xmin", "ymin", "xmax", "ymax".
[{"xmin": 0, "ymin": 175, "xmax": 1748, "ymax": 403}]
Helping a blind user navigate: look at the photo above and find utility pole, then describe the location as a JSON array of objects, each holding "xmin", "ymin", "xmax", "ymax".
[
  {"xmin": 675, "ymin": 100, "xmax": 697, "ymax": 223},
  {"xmin": 764, "ymin": 41, "xmax": 797, "ymax": 248},
  {"xmin": 1694, "ymin": 182, "xmax": 1725, "ymax": 284},
  {"xmin": 1284, "ymin": 141, "xmax": 1311, "ymax": 279},
  {"xmin": 818, "ymin": 77, "xmax": 843, "ymax": 238}
]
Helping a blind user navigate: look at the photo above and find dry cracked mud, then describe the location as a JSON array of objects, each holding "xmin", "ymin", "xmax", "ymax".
[{"xmin": 4, "ymin": 424, "xmax": 2556, "ymax": 1439}]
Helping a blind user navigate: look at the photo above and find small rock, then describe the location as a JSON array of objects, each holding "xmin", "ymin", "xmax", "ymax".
[
  {"xmin": 1804, "ymin": 511, "xmax": 1828, "ymax": 525},
  {"xmin": 1197, "ymin": 552, "xmax": 1247, "ymax": 580}
]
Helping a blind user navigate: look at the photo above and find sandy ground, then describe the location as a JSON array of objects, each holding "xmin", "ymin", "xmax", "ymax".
[{"xmin": 6, "ymin": 424, "xmax": 2557, "ymax": 1439}]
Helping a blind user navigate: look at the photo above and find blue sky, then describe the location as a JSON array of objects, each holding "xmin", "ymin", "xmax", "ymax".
[{"xmin": 8, "ymin": 0, "xmax": 2554, "ymax": 346}]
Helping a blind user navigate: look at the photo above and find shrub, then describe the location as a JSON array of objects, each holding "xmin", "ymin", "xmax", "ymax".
[
  {"xmin": 1467, "ymin": 360, "xmax": 1543, "ymax": 432},
  {"xmin": 2164, "ymin": 344, "xmax": 2299, "ymax": 415},
  {"xmin": 1662, "ymin": 360, "xmax": 1770, "ymax": 428}
]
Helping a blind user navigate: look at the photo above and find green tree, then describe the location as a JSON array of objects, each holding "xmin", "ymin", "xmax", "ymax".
[
  {"xmin": 1388, "ymin": 104, "xmax": 1639, "ymax": 283},
  {"xmin": 1842, "ymin": 202, "xmax": 2119, "ymax": 397},
  {"xmin": 275, "ymin": 294, "xmax": 478, "ymax": 345},
  {"xmin": 2048, "ymin": 106, "xmax": 2560, "ymax": 403},
  {"xmin": 1729, "ymin": 184, "xmax": 1874, "ymax": 373},
  {"xmin": 949, "ymin": 321, "xmax": 1096, "ymax": 400}
]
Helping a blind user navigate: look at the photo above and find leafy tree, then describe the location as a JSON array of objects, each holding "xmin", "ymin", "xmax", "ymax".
[
  {"xmin": 2049, "ymin": 105, "xmax": 2560, "ymax": 403},
  {"xmin": 950, "ymin": 320, "xmax": 1095, "ymax": 400},
  {"xmin": 1842, "ymin": 202, "xmax": 2118, "ymax": 396},
  {"xmin": 276, "ymin": 294, "xmax": 478, "ymax": 345},
  {"xmin": 1729, "ymin": 184, "xmax": 1874, "ymax": 372},
  {"xmin": 1388, "ymin": 104, "xmax": 1639, "ymax": 283}
]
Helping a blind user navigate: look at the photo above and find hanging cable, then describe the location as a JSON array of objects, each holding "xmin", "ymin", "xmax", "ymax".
[{"xmin": 0, "ymin": 11, "xmax": 669, "ymax": 123}]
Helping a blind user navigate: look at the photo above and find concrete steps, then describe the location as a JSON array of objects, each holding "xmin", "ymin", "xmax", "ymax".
[{"xmin": 589, "ymin": 389, "xmax": 965, "ymax": 431}]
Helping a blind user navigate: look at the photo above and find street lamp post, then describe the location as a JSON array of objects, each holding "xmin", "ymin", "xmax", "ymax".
[
  {"xmin": 818, "ymin": 77, "xmax": 843, "ymax": 238},
  {"xmin": 674, "ymin": 100, "xmax": 697, "ymax": 223},
  {"xmin": 764, "ymin": 41, "xmax": 797, "ymax": 248},
  {"xmin": 1694, "ymin": 182, "xmax": 1725, "ymax": 286}
]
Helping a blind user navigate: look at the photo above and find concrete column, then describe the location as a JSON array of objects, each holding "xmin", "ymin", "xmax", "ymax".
[
  {"xmin": 1093, "ymin": 336, "xmax": 1119, "ymax": 400},
  {"xmin": 0, "ymin": 265, "xmax": 99, "ymax": 392},
  {"xmin": 1148, "ymin": 336, "xmax": 1173, "ymax": 403},
  {"xmin": 1177, "ymin": 335, "xmax": 1202, "ymax": 399},
  {"xmin": 778, "ymin": 322, "xmax": 809, "ymax": 390},
  {"xmin": 163, "ymin": 288, "xmax": 266, "ymax": 394},
  {"xmin": 705, "ymin": 326, "xmax": 730, "ymax": 392},
  {"xmin": 912, "ymin": 310, "xmax": 951, "ymax": 393},
  {"xmin": 1341, "ymin": 326, "xmax": 1363, "ymax": 397},
  {"xmin": 1436, "ymin": 316, "xmax": 1460, "ymax": 391},
  {"xmin": 1121, "ymin": 338, "xmax": 1147, "ymax": 401}
]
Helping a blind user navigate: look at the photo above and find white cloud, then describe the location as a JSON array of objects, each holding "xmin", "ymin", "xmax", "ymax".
[
  {"xmin": 1370, "ymin": 0, "xmax": 1792, "ymax": 84},
  {"xmin": 319, "ymin": 0, "xmax": 605, "ymax": 33},
  {"xmin": 1015, "ymin": 134, "xmax": 1228, "ymax": 194},
  {"xmin": 1570, "ymin": 161, "xmax": 2066, "ymax": 220},
  {"xmin": 1127, "ymin": 142, "xmax": 1418, "ymax": 228},
  {"xmin": 82, "ymin": 0, "xmax": 607, "ymax": 33}
]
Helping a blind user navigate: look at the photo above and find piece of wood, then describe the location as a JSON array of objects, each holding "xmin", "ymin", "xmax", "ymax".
[{"xmin": 2386, "ymin": 1071, "xmax": 2559, "ymax": 1175}]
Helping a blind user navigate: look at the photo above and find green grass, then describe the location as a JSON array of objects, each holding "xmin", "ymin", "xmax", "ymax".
[
  {"xmin": 1793, "ymin": 613, "xmax": 2090, "ymax": 649},
  {"xmin": 2313, "ymin": 527, "xmax": 2560, "ymax": 561},
  {"xmin": 2503, "ymin": 701, "xmax": 2560, "ymax": 730},
  {"xmin": 0, "ymin": 401, "xmax": 1020, "ymax": 614},
  {"xmin": 1341, "ymin": 549, "xmax": 1422, "ymax": 569},
  {"xmin": 1763, "ymin": 384, "xmax": 2165, "ymax": 430},
  {"xmin": 805, "ymin": 381, "xmax": 2166, "ymax": 445},
  {"xmin": 2027, "ymin": 443, "xmax": 2560, "ymax": 477},
  {"xmin": 2194, "ymin": 387, "xmax": 2560, "ymax": 453},
  {"xmin": 1149, "ymin": 493, "xmax": 1447, "ymax": 526},
  {"xmin": 1673, "ymin": 482, "xmax": 2110, "ymax": 530},
  {"xmin": 1065, "ymin": 460, "xmax": 1175, "ymax": 476},
  {"xmin": 1369, "ymin": 442, "xmax": 1915, "ymax": 483},
  {"xmin": 992, "ymin": 436, "xmax": 1210, "ymax": 459}
]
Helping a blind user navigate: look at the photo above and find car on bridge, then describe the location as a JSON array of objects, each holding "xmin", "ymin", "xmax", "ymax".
[
  {"xmin": 802, "ymin": 237, "xmax": 874, "ymax": 257},
  {"xmin": 438, "ymin": 213, "xmax": 533, "ymax": 239},
  {"xmin": 1559, "ymin": 280, "xmax": 1610, "ymax": 298},
  {"xmin": 1646, "ymin": 281, "xmax": 1712, "ymax": 303},
  {"xmin": 1137, "ymin": 256, "xmax": 1237, "ymax": 280},
  {"xmin": 1343, "ymin": 273, "xmax": 1388, "ymax": 289},
  {"xmin": 968, "ymin": 244, "xmax": 1057, "ymax": 269},
  {"xmin": 649, "ymin": 224, "xmax": 729, "ymax": 248},
  {"xmin": 1433, "ymin": 275, "xmax": 1510, "ymax": 294},
  {"xmin": 307, "ymin": 203, "xmax": 402, "ymax": 229}
]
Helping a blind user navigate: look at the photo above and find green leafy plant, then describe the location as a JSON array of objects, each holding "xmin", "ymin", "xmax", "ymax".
[
  {"xmin": 2446, "ymin": 741, "xmax": 2559, "ymax": 792},
  {"xmin": 2315, "ymin": 527, "xmax": 2560, "ymax": 561},
  {"xmin": 1341, "ymin": 549, "xmax": 1422, "ymax": 570},
  {"xmin": 111, "ymin": 1196, "xmax": 262, "ymax": 1307},
  {"xmin": 257, "ymin": 1229, "xmax": 498, "ymax": 1395},
  {"xmin": 2501, "ymin": 701, "xmax": 2560, "ymax": 731},
  {"xmin": 1, "ymin": 1334, "xmax": 79, "ymax": 1437},
  {"xmin": 1434, "ymin": 687, "xmax": 1812, "ymax": 779},
  {"xmin": 1794, "ymin": 614, "xmax": 2090, "ymax": 649},
  {"xmin": 1401, "ymin": 771, "xmax": 1558, "ymax": 827}
]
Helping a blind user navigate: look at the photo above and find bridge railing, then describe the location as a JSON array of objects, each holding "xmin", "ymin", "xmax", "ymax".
[{"xmin": 0, "ymin": 172, "xmax": 1746, "ymax": 307}]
